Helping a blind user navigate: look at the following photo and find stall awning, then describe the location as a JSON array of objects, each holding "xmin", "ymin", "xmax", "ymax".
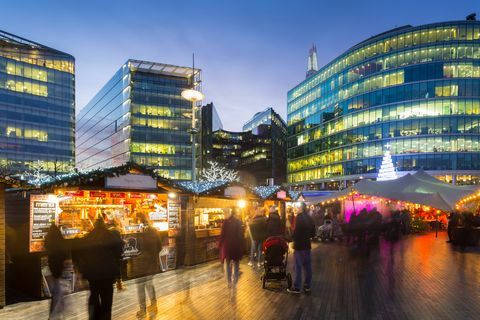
[{"xmin": 304, "ymin": 170, "xmax": 479, "ymax": 212}]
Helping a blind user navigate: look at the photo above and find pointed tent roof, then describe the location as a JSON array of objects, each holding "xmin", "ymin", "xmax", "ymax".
[{"xmin": 303, "ymin": 171, "xmax": 479, "ymax": 212}]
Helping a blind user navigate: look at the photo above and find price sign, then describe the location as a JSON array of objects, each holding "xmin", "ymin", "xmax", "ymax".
[
  {"xmin": 167, "ymin": 199, "xmax": 181, "ymax": 230},
  {"xmin": 30, "ymin": 195, "xmax": 57, "ymax": 252}
]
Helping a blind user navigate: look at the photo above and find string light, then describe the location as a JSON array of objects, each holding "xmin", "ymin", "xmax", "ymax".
[
  {"xmin": 253, "ymin": 185, "xmax": 281, "ymax": 199},
  {"xmin": 177, "ymin": 180, "xmax": 228, "ymax": 194}
]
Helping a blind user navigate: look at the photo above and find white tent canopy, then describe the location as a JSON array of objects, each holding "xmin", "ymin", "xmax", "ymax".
[{"xmin": 304, "ymin": 170, "xmax": 478, "ymax": 212}]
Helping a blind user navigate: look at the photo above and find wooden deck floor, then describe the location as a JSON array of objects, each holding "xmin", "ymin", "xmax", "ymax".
[{"xmin": 1, "ymin": 231, "xmax": 479, "ymax": 320}]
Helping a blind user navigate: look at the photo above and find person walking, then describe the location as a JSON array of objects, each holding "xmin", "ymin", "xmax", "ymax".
[
  {"xmin": 45, "ymin": 224, "xmax": 68, "ymax": 320},
  {"xmin": 248, "ymin": 208, "xmax": 267, "ymax": 267},
  {"xmin": 81, "ymin": 217, "xmax": 123, "ymax": 320},
  {"xmin": 136, "ymin": 217, "xmax": 161, "ymax": 319},
  {"xmin": 219, "ymin": 208, "xmax": 244, "ymax": 293},
  {"xmin": 287, "ymin": 203, "xmax": 315, "ymax": 294}
]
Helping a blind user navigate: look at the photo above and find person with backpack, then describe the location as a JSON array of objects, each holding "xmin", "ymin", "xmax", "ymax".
[{"xmin": 247, "ymin": 208, "xmax": 267, "ymax": 267}]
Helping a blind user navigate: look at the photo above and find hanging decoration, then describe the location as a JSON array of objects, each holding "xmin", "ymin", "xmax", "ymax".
[{"xmin": 377, "ymin": 143, "xmax": 398, "ymax": 181}]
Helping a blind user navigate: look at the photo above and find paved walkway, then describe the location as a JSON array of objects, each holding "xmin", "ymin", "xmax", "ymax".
[{"xmin": 1, "ymin": 231, "xmax": 480, "ymax": 320}]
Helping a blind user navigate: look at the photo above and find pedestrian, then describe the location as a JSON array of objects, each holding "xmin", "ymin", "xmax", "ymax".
[
  {"xmin": 247, "ymin": 208, "xmax": 267, "ymax": 267},
  {"xmin": 81, "ymin": 217, "xmax": 123, "ymax": 320},
  {"xmin": 266, "ymin": 206, "xmax": 284, "ymax": 237},
  {"xmin": 446, "ymin": 212, "xmax": 459, "ymax": 243},
  {"xmin": 45, "ymin": 224, "xmax": 68, "ymax": 320},
  {"xmin": 136, "ymin": 217, "xmax": 161, "ymax": 318},
  {"xmin": 287, "ymin": 202, "xmax": 315, "ymax": 294},
  {"xmin": 110, "ymin": 218, "xmax": 127, "ymax": 291},
  {"xmin": 219, "ymin": 208, "xmax": 244, "ymax": 293}
]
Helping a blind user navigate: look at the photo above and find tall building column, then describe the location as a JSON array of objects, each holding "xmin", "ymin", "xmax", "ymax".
[{"xmin": 0, "ymin": 184, "xmax": 5, "ymax": 308}]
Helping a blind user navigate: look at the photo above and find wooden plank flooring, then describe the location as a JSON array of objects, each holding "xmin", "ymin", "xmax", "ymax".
[{"xmin": 1, "ymin": 231, "xmax": 479, "ymax": 320}]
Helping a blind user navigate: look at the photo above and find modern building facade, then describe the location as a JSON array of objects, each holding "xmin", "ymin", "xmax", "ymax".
[
  {"xmin": 204, "ymin": 107, "xmax": 287, "ymax": 185},
  {"xmin": 287, "ymin": 19, "xmax": 480, "ymax": 189},
  {"xmin": 76, "ymin": 60, "xmax": 200, "ymax": 180},
  {"xmin": 200, "ymin": 102, "xmax": 223, "ymax": 169},
  {"xmin": 0, "ymin": 30, "xmax": 75, "ymax": 173}
]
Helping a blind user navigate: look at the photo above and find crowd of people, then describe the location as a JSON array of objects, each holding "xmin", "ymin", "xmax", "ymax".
[{"xmin": 44, "ymin": 215, "xmax": 161, "ymax": 320}]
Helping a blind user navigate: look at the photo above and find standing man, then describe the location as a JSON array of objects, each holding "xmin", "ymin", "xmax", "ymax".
[
  {"xmin": 248, "ymin": 208, "xmax": 267, "ymax": 267},
  {"xmin": 81, "ymin": 217, "xmax": 123, "ymax": 320},
  {"xmin": 288, "ymin": 203, "xmax": 315, "ymax": 294}
]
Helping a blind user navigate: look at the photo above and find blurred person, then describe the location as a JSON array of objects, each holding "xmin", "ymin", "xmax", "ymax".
[
  {"xmin": 136, "ymin": 217, "xmax": 161, "ymax": 319},
  {"xmin": 219, "ymin": 208, "xmax": 244, "ymax": 294},
  {"xmin": 45, "ymin": 224, "xmax": 68, "ymax": 320},
  {"xmin": 266, "ymin": 206, "xmax": 284, "ymax": 238},
  {"xmin": 81, "ymin": 218, "xmax": 123, "ymax": 320},
  {"xmin": 248, "ymin": 208, "xmax": 267, "ymax": 267},
  {"xmin": 287, "ymin": 203, "xmax": 315, "ymax": 294}
]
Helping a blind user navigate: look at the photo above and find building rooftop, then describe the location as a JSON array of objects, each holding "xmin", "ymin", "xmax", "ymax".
[
  {"xmin": 0, "ymin": 29, "xmax": 73, "ymax": 57},
  {"xmin": 128, "ymin": 59, "xmax": 200, "ymax": 78}
]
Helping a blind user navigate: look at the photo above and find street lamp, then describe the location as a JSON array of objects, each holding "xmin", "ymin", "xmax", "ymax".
[{"xmin": 181, "ymin": 62, "xmax": 204, "ymax": 182}]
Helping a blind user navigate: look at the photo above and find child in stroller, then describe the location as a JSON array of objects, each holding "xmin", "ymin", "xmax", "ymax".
[
  {"xmin": 261, "ymin": 236, "xmax": 292, "ymax": 289},
  {"xmin": 317, "ymin": 219, "xmax": 333, "ymax": 241},
  {"xmin": 317, "ymin": 215, "xmax": 344, "ymax": 242}
]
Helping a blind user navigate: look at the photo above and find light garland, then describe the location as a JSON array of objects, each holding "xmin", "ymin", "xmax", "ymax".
[
  {"xmin": 456, "ymin": 190, "xmax": 480, "ymax": 209},
  {"xmin": 253, "ymin": 185, "xmax": 281, "ymax": 199},
  {"xmin": 288, "ymin": 190, "xmax": 302, "ymax": 201},
  {"xmin": 177, "ymin": 180, "xmax": 229, "ymax": 194}
]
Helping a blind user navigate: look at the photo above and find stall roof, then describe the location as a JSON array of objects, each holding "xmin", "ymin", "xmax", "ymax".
[
  {"xmin": 0, "ymin": 175, "xmax": 30, "ymax": 188},
  {"xmin": 304, "ymin": 170, "xmax": 479, "ymax": 212},
  {"xmin": 21, "ymin": 162, "xmax": 184, "ymax": 192}
]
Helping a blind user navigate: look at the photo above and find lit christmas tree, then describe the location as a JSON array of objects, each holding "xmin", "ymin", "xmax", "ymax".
[{"xmin": 377, "ymin": 143, "xmax": 397, "ymax": 181}]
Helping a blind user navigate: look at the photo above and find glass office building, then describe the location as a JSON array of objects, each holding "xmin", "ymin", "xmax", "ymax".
[
  {"xmin": 287, "ymin": 20, "xmax": 480, "ymax": 188},
  {"xmin": 76, "ymin": 60, "xmax": 200, "ymax": 180},
  {"xmin": 0, "ymin": 29, "xmax": 75, "ymax": 173}
]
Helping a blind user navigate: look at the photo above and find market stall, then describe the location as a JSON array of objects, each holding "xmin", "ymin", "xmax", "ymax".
[
  {"xmin": 6, "ymin": 163, "xmax": 186, "ymax": 298},
  {"xmin": 179, "ymin": 181, "xmax": 259, "ymax": 265}
]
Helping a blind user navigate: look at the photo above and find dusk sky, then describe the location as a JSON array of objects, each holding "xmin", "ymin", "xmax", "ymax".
[{"xmin": 2, "ymin": 0, "xmax": 477, "ymax": 130}]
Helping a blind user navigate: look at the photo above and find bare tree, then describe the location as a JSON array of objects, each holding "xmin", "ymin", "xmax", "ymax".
[{"xmin": 200, "ymin": 161, "xmax": 239, "ymax": 182}]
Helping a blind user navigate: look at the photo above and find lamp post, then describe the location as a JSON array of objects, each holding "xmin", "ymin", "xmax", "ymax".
[{"xmin": 182, "ymin": 84, "xmax": 204, "ymax": 182}]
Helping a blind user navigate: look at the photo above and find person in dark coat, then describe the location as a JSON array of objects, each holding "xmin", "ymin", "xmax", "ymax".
[
  {"xmin": 446, "ymin": 212, "xmax": 459, "ymax": 243},
  {"xmin": 288, "ymin": 203, "xmax": 315, "ymax": 294},
  {"xmin": 45, "ymin": 224, "xmax": 68, "ymax": 320},
  {"xmin": 248, "ymin": 208, "xmax": 267, "ymax": 267},
  {"xmin": 136, "ymin": 218, "xmax": 161, "ymax": 318},
  {"xmin": 81, "ymin": 218, "xmax": 123, "ymax": 320},
  {"xmin": 266, "ymin": 206, "xmax": 285, "ymax": 238},
  {"xmin": 219, "ymin": 208, "xmax": 244, "ymax": 291}
]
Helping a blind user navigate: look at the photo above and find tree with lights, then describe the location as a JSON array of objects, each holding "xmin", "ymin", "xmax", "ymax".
[
  {"xmin": 377, "ymin": 143, "xmax": 397, "ymax": 181},
  {"xmin": 22, "ymin": 160, "xmax": 53, "ymax": 186},
  {"xmin": 200, "ymin": 161, "xmax": 239, "ymax": 182}
]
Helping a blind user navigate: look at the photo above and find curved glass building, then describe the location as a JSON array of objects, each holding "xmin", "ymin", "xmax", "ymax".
[{"xmin": 287, "ymin": 20, "xmax": 480, "ymax": 188}]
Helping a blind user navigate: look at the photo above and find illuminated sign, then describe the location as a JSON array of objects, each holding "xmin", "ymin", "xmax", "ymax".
[{"xmin": 29, "ymin": 195, "xmax": 58, "ymax": 252}]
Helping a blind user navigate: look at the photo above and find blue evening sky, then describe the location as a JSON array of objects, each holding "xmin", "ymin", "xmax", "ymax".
[{"xmin": 1, "ymin": 0, "xmax": 478, "ymax": 130}]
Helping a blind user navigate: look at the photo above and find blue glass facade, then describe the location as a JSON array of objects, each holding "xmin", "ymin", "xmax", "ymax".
[
  {"xmin": 0, "ymin": 30, "xmax": 75, "ymax": 173},
  {"xmin": 76, "ymin": 60, "xmax": 199, "ymax": 180},
  {"xmin": 287, "ymin": 21, "xmax": 480, "ymax": 187}
]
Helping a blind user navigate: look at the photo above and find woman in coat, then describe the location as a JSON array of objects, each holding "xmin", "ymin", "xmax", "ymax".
[{"xmin": 219, "ymin": 208, "xmax": 244, "ymax": 290}]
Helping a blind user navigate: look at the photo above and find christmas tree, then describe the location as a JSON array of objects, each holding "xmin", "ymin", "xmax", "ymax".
[{"xmin": 377, "ymin": 143, "xmax": 397, "ymax": 181}]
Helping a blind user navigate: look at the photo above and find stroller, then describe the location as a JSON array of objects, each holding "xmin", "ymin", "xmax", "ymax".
[{"xmin": 261, "ymin": 236, "xmax": 292, "ymax": 289}]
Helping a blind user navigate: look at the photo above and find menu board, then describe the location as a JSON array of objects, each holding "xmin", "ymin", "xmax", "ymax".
[
  {"xmin": 167, "ymin": 199, "xmax": 181, "ymax": 230},
  {"xmin": 30, "ymin": 195, "xmax": 57, "ymax": 252}
]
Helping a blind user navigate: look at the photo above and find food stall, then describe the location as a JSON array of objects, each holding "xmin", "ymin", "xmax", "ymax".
[
  {"xmin": 179, "ymin": 181, "xmax": 260, "ymax": 265},
  {"xmin": 6, "ymin": 164, "xmax": 186, "ymax": 298}
]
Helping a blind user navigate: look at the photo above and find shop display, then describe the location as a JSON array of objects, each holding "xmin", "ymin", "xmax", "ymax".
[{"xmin": 194, "ymin": 208, "xmax": 226, "ymax": 229}]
